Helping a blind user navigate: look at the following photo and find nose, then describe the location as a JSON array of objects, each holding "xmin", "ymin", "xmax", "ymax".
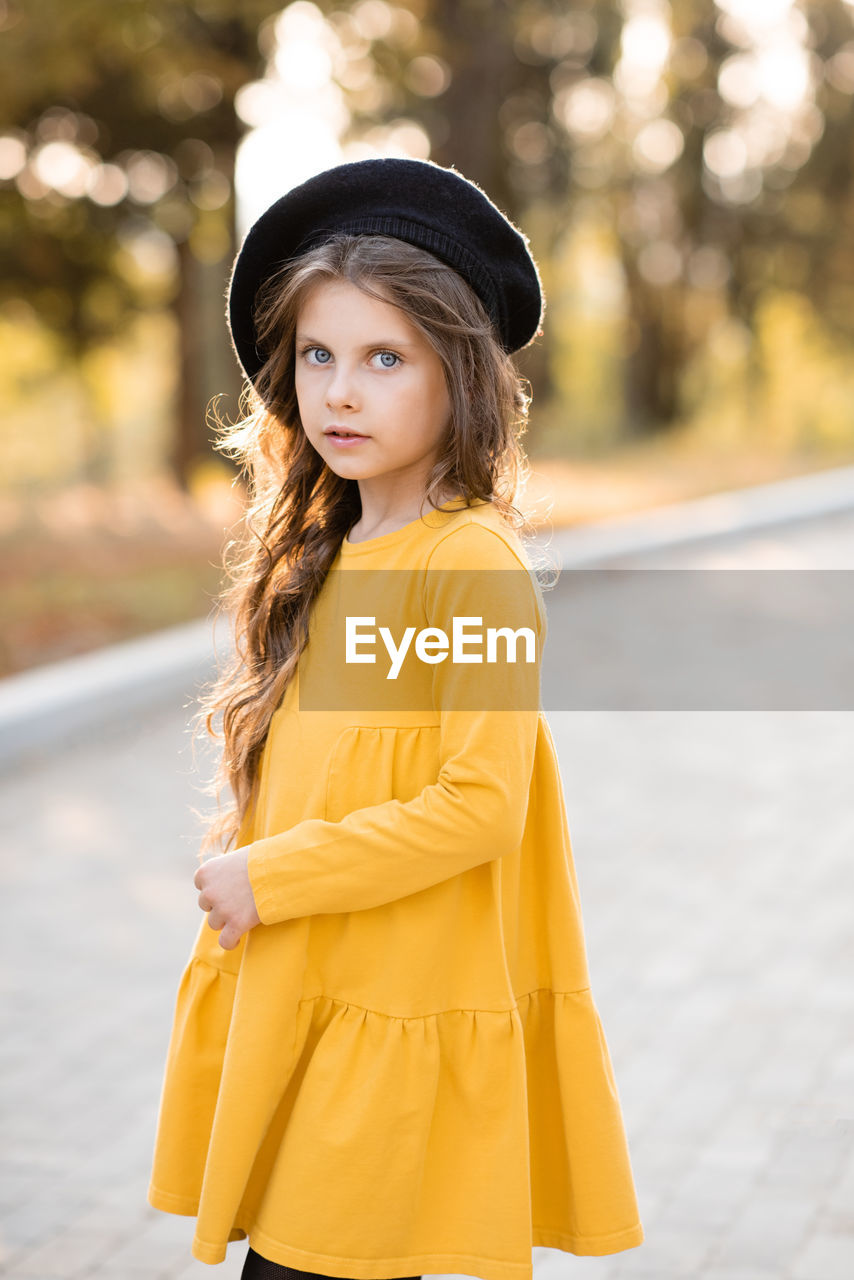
[{"xmin": 325, "ymin": 359, "xmax": 359, "ymax": 410}]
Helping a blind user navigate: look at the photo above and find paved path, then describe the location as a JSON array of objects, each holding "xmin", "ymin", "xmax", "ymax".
[{"xmin": 1, "ymin": 510, "xmax": 853, "ymax": 1279}]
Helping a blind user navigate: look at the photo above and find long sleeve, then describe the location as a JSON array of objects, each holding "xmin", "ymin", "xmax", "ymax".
[{"xmin": 245, "ymin": 522, "xmax": 545, "ymax": 925}]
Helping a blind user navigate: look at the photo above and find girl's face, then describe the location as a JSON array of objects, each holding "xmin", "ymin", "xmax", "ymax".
[{"xmin": 294, "ymin": 278, "xmax": 452, "ymax": 492}]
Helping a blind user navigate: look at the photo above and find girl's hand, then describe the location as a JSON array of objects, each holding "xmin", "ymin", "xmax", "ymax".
[{"xmin": 193, "ymin": 849, "xmax": 262, "ymax": 951}]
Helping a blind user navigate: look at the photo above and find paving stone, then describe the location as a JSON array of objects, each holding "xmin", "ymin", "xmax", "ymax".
[
  {"xmin": 705, "ymin": 1191, "xmax": 815, "ymax": 1272},
  {"xmin": 824, "ymin": 1147, "xmax": 854, "ymax": 1216},
  {"xmin": 63, "ymin": 1199, "xmax": 150, "ymax": 1238},
  {"xmin": 167, "ymin": 1245, "xmax": 246, "ymax": 1278},
  {"xmin": 0, "ymin": 1195, "xmax": 100, "ymax": 1265},
  {"xmin": 533, "ymin": 1246, "xmax": 618, "ymax": 1279},
  {"xmin": 758, "ymin": 1125, "xmax": 850, "ymax": 1193},
  {"xmin": 790, "ymin": 1230, "xmax": 854, "ymax": 1280},
  {"xmin": 89, "ymin": 1212, "xmax": 190, "ymax": 1273},
  {"xmin": 698, "ymin": 1270, "xmax": 779, "ymax": 1280},
  {"xmin": 0, "ymin": 1274, "xmax": 81, "ymax": 1280},
  {"xmin": 607, "ymin": 1224, "xmax": 711, "ymax": 1276},
  {"xmin": 5, "ymin": 1226, "xmax": 126, "ymax": 1277}
]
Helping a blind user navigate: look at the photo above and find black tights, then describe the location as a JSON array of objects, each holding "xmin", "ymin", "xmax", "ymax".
[{"xmin": 240, "ymin": 1248, "xmax": 421, "ymax": 1280}]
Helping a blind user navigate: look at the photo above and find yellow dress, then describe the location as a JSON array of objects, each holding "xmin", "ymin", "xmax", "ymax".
[{"xmin": 147, "ymin": 497, "xmax": 644, "ymax": 1277}]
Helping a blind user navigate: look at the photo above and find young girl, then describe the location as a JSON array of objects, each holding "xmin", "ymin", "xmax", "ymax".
[{"xmin": 147, "ymin": 157, "xmax": 644, "ymax": 1280}]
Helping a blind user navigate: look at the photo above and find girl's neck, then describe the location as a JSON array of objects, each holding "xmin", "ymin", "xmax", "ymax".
[{"xmin": 348, "ymin": 487, "xmax": 462, "ymax": 544}]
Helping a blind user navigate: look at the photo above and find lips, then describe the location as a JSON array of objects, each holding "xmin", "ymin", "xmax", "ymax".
[{"xmin": 326, "ymin": 428, "xmax": 369, "ymax": 439}]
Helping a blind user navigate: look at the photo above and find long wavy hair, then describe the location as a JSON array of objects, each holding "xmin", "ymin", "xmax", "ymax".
[{"xmin": 191, "ymin": 231, "xmax": 553, "ymax": 860}]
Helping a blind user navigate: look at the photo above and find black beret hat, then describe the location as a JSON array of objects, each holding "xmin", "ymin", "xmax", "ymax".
[{"xmin": 226, "ymin": 156, "xmax": 545, "ymax": 392}]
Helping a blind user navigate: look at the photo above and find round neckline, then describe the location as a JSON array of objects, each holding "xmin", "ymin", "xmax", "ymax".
[{"xmin": 340, "ymin": 497, "xmax": 480, "ymax": 555}]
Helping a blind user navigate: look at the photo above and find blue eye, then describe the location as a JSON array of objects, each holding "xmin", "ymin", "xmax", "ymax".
[
  {"xmin": 302, "ymin": 346, "xmax": 331, "ymax": 365},
  {"xmin": 374, "ymin": 350, "xmax": 400, "ymax": 368}
]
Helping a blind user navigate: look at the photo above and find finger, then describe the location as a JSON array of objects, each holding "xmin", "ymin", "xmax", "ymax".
[
  {"xmin": 206, "ymin": 909, "xmax": 225, "ymax": 931},
  {"xmin": 197, "ymin": 892, "xmax": 212, "ymax": 912},
  {"xmin": 218, "ymin": 927, "xmax": 239, "ymax": 951}
]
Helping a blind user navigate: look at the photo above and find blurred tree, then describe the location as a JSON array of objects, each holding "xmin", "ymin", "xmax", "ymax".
[
  {"xmin": 0, "ymin": 0, "xmax": 283, "ymax": 488},
  {"xmin": 312, "ymin": 0, "xmax": 721, "ymax": 433},
  {"xmin": 4, "ymin": 0, "xmax": 854, "ymax": 463},
  {"xmin": 314, "ymin": 0, "xmax": 625, "ymax": 440},
  {"xmin": 561, "ymin": 0, "xmax": 853, "ymax": 433},
  {"xmin": 321, "ymin": 0, "xmax": 854, "ymax": 437},
  {"xmin": 761, "ymin": 1, "xmax": 854, "ymax": 342}
]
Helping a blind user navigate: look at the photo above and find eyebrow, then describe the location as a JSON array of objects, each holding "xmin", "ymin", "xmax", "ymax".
[{"xmin": 295, "ymin": 334, "xmax": 417, "ymax": 350}]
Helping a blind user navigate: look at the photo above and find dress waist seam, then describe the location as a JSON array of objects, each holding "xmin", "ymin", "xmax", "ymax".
[
  {"xmin": 185, "ymin": 957, "xmax": 592, "ymax": 1017},
  {"xmin": 294, "ymin": 985, "xmax": 593, "ymax": 1019}
]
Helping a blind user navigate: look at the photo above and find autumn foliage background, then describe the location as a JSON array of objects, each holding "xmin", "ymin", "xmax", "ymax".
[{"xmin": 3, "ymin": 0, "xmax": 854, "ymax": 677}]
